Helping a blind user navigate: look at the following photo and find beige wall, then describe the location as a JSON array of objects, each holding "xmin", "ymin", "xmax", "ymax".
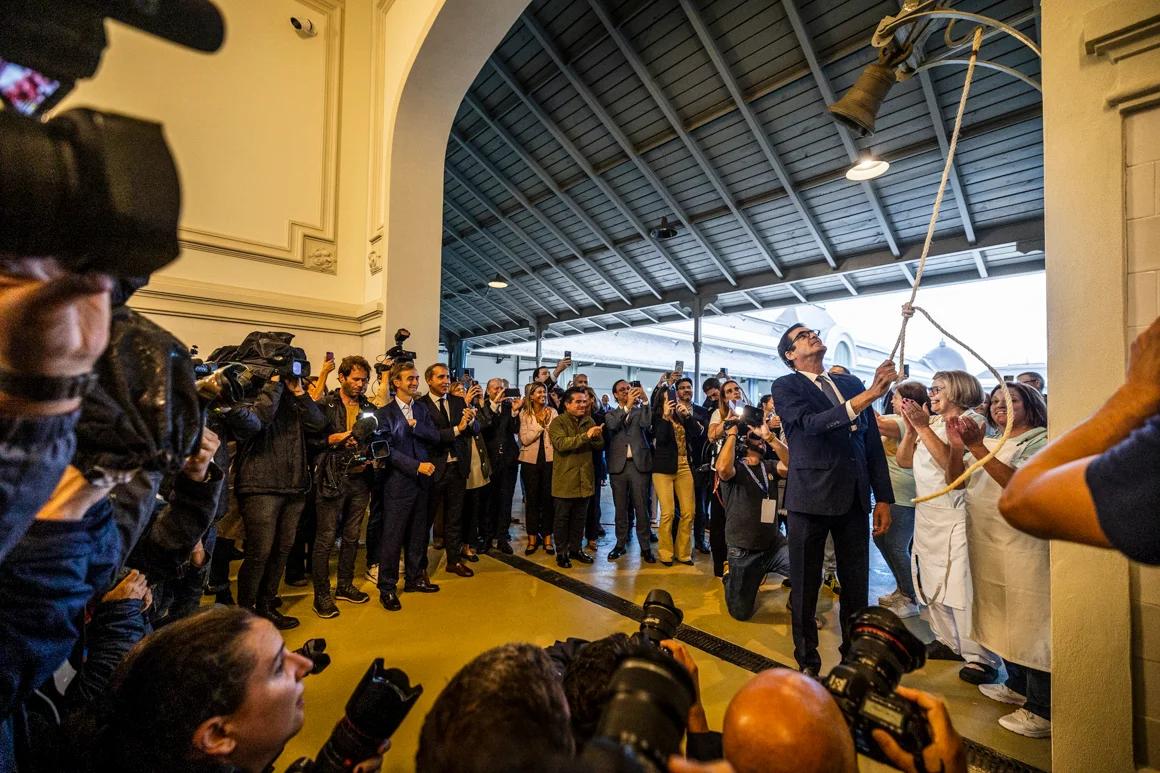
[
  {"xmin": 1126, "ymin": 105, "xmax": 1160, "ymax": 770},
  {"xmin": 1042, "ymin": 0, "xmax": 1160, "ymax": 770},
  {"xmin": 61, "ymin": 0, "xmax": 382, "ymax": 364}
]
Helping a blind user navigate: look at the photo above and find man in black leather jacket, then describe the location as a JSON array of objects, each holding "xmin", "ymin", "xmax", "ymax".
[{"xmin": 233, "ymin": 373, "xmax": 326, "ymax": 629}]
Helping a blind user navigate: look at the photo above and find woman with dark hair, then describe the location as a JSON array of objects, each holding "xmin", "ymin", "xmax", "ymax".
[
  {"xmin": 77, "ymin": 606, "xmax": 384, "ymax": 773},
  {"xmin": 873, "ymin": 381, "xmax": 929, "ymax": 619},
  {"xmin": 705, "ymin": 379, "xmax": 744, "ymax": 576},
  {"xmin": 946, "ymin": 382, "xmax": 1052, "ymax": 739},
  {"xmin": 518, "ymin": 382, "xmax": 558, "ymax": 555}
]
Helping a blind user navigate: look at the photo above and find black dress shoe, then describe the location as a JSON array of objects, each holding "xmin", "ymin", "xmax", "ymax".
[
  {"xmin": 640, "ymin": 551, "xmax": 656, "ymax": 564},
  {"xmin": 258, "ymin": 606, "xmax": 300, "ymax": 630},
  {"xmin": 284, "ymin": 575, "xmax": 309, "ymax": 588},
  {"xmin": 649, "ymin": 532, "xmax": 658, "ymax": 543},
  {"xmin": 661, "ymin": 560, "xmax": 673, "ymax": 567},
  {"xmin": 678, "ymin": 559, "xmax": 695, "ymax": 566},
  {"xmin": 462, "ymin": 551, "xmax": 480, "ymax": 563},
  {"xmin": 571, "ymin": 550, "xmax": 594, "ymax": 564},
  {"xmin": 608, "ymin": 546, "xmax": 627, "ymax": 561},
  {"xmin": 556, "ymin": 555, "xmax": 573, "ymax": 569},
  {"xmin": 495, "ymin": 540, "xmax": 514, "ymax": 555},
  {"xmin": 447, "ymin": 561, "xmax": 475, "ymax": 578},
  {"xmin": 926, "ymin": 640, "xmax": 965, "ymax": 661},
  {"xmin": 696, "ymin": 542, "xmax": 711, "ymax": 555},
  {"xmin": 403, "ymin": 579, "xmax": 441, "ymax": 593},
  {"xmin": 379, "ymin": 590, "xmax": 402, "ymax": 611}
]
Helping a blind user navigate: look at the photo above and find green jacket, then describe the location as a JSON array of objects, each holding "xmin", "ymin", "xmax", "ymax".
[{"xmin": 548, "ymin": 411, "xmax": 605, "ymax": 498}]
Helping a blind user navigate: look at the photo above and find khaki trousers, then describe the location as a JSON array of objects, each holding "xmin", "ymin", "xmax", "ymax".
[{"xmin": 653, "ymin": 457, "xmax": 695, "ymax": 562}]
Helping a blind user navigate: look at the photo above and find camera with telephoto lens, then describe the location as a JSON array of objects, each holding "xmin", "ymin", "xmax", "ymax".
[
  {"xmin": 0, "ymin": 0, "xmax": 225, "ymax": 276},
  {"xmin": 822, "ymin": 606, "xmax": 932, "ymax": 767},
  {"xmin": 638, "ymin": 589, "xmax": 683, "ymax": 648},
  {"xmin": 287, "ymin": 659, "xmax": 422, "ymax": 773},
  {"xmin": 374, "ymin": 328, "xmax": 418, "ymax": 374}
]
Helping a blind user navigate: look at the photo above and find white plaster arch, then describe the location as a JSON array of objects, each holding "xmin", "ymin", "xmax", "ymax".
[{"xmin": 379, "ymin": 0, "xmax": 533, "ymax": 367}]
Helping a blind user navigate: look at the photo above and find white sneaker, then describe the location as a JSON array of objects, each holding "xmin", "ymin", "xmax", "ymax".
[
  {"xmin": 998, "ymin": 708, "xmax": 1051, "ymax": 738},
  {"xmin": 886, "ymin": 596, "xmax": 920, "ymax": 619},
  {"xmin": 979, "ymin": 683, "xmax": 1026, "ymax": 706},
  {"xmin": 365, "ymin": 564, "xmax": 379, "ymax": 584},
  {"xmin": 878, "ymin": 588, "xmax": 902, "ymax": 605}
]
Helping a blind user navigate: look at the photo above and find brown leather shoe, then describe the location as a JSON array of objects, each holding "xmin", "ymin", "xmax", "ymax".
[{"xmin": 447, "ymin": 561, "xmax": 475, "ymax": 578}]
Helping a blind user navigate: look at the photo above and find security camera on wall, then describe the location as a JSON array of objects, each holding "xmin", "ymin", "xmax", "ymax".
[{"xmin": 290, "ymin": 17, "xmax": 316, "ymax": 36}]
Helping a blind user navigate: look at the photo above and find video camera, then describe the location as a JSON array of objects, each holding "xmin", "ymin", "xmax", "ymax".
[
  {"xmin": 374, "ymin": 328, "xmax": 418, "ymax": 375},
  {"xmin": 288, "ymin": 659, "xmax": 422, "ymax": 773},
  {"xmin": 192, "ymin": 331, "xmax": 311, "ymax": 404},
  {"xmin": 822, "ymin": 606, "xmax": 932, "ymax": 767},
  {"xmin": 0, "ymin": 0, "xmax": 225, "ymax": 276},
  {"xmin": 348, "ymin": 413, "xmax": 390, "ymax": 465}
]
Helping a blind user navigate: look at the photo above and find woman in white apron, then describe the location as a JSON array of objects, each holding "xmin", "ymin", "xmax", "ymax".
[
  {"xmin": 946, "ymin": 382, "xmax": 1052, "ymax": 738},
  {"xmin": 898, "ymin": 370, "xmax": 1001, "ymax": 685}
]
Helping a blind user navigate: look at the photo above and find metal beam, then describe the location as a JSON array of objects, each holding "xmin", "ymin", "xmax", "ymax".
[
  {"xmin": 786, "ymin": 282, "xmax": 808, "ymax": 303},
  {"xmin": 441, "ymin": 267, "xmax": 524, "ymax": 328},
  {"xmin": 973, "ymin": 250, "xmax": 989, "ymax": 278},
  {"xmin": 900, "ymin": 263, "xmax": 916, "ymax": 286},
  {"xmin": 587, "ymin": 2, "xmax": 777, "ymax": 280},
  {"xmin": 456, "ymin": 218, "xmax": 1043, "ymax": 337},
  {"xmin": 442, "ymin": 228, "xmax": 558, "ymax": 319},
  {"xmin": 440, "ymin": 244, "xmax": 539, "ymax": 326},
  {"xmin": 916, "ymin": 70, "xmax": 977, "ymax": 245},
  {"xmin": 679, "ymin": 0, "xmax": 838, "ymax": 269},
  {"xmin": 465, "ymin": 257, "xmax": 1045, "ymax": 346},
  {"xmin": 669, "ymin": 304, "xmax": 691, "ymax": 320},
  {"xmin": 462, "ymin": 92, "xmax": 664, "ymax": 299},
  {"xmin": 524, "ymin": 6, "xmax": 733, "ymax": 289},
  {"xmin": 493, "ymin": 41, "xmax": 704, "ymax": 294},
  {"xmin": 449, "ymin": 132, "xmax": 635, "ymax": 304},
  {"xmin": 441, "ymin": 301, "xmax": 486, "ymax": 336},
  {"xmin": 740, "ymin": 290, "xmax": 764, "ymax": 309},
  {"xmin": 637, "ymin": 308, "xmax": 659, "ymax": 324},
  {"xmin": 445, "ymin": 163, "xmax": 606, "ymax": 310},
  {"xmin": 444, "ymin": 196, "xmax": 580, "ymax": 314},
  {"xmin": 780, "ymin": 0, "xmax": 902, "ymax": 258},
  {"xmin": 838, "ymin": 273, "xmax": 859, "ymax": 296}
]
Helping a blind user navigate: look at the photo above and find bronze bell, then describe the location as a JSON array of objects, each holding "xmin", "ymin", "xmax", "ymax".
[{"xmin": 829, "ymin": 62, "xmax": 897, "ymax": 137}]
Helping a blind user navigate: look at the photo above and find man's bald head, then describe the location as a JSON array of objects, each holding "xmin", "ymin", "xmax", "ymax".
[{"xmin": 723, "ymin": 669, "xmax": 856, "ymax": 773}]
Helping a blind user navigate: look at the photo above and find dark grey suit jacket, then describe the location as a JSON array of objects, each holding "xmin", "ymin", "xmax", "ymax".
[{"xmin": 603, "ymin": 402, "xmax": 653, "ymax": 474}]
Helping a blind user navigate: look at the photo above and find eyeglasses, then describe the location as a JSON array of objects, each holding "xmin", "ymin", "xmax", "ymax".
[
  {"xmin": 791, "ymin": 329, "xmax": 821, "ymax": 345},
  {"xmin": 928, "ymin": 386, "xmax": 944, "ymax": 395}
]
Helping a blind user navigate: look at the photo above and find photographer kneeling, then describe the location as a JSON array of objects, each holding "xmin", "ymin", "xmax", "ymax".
[
  {"xmin": 715, "ymin": 419, "xmax": 790, "ymax": 621},
  {"xmin": 76, "ymin": 606, "xmax": 384, "ymax": 773}
]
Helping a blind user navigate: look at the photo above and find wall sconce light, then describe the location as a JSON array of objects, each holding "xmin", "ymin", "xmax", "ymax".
[{"xmin": 290, "ymin": 17, "xmax": 316, "ymax": 37}]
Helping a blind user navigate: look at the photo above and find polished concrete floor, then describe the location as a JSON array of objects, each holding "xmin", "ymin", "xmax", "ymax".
[{"xmin": 265, "ymin": 500, "xmax": 1051, "ymax": 772}]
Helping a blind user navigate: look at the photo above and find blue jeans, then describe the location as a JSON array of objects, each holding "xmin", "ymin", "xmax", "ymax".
[
  {"xmin": 724, "ymin": 544, "xmax": 791, "ymax": 621},
  {"xmin": 873, "ymin": 503, "xmax": 916, "ymax": 600},
  {"xmin": 1006, "ymin": 659, "xmax": 1051, "ymax": 720}
]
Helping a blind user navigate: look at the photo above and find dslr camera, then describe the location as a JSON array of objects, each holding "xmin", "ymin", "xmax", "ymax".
[
  {"xmin": 0, "ymin": 0, "xmax": 225, "ymax": 276},
  {"xmin": 578, "ymin": 589, "xmax": 695, "ymax": 773},
  {"xmin": 822, "ymin": 606, "xmax": 932, "ymax": 766},
  {"xmin": 374, "ymin": 328, "xmax": 418, "ymax": 375},
  {"xmin": 288, "ymin": 659, "xmax": 422, "ymax": 773}
]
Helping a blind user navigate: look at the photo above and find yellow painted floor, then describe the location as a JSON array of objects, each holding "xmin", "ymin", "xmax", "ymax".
[{"xmin": 263, "ymin": 504, "xmax": 1051, "ymax": 772}]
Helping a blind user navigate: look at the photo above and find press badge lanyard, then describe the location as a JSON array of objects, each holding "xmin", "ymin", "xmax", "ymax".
[{"xmin": 741, "ymin": 462, "xmax": 778, "ymax": 524}]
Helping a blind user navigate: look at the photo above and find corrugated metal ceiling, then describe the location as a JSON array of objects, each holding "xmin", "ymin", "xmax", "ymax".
[{"xmin": 440, "ymin": 0, "xmax": 1044, "ymax": 346}]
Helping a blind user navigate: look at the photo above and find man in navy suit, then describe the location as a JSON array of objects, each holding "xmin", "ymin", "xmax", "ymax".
[
  {"xmin": 771, "ymin": 325, "xmax": 896, "ymax": 675},
  {"xmin": 373, "ymin": 361, "xmax": 441, "ymax": 611}
]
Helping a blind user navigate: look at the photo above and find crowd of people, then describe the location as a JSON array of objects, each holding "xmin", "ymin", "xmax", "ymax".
[{"xmin": 2, "ymin": 248, "xmax": 1158, "ymax": 772}]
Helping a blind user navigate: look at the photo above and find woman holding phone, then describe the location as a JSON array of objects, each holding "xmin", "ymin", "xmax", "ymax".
[{"xmin": 518, "ymin": 382, "xmax": 557, "ymax": 555}]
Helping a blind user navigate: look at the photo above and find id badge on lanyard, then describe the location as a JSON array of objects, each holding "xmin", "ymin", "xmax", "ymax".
[{"xmin": 743, "ymin": 463, "xmax": 778, "ymax": 524}]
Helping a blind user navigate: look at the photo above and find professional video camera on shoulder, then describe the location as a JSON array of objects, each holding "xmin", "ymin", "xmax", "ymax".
[
  {"xmin": 193, "ymin": 330, "xmax": 311, "ymax": 404},
  {"xmin": 374, "ymin": 328, "xmax": 418, "ymax": 375},
  {"xmin": 0, "ymin": 0, "xmax": 225, "ymax": 275}
]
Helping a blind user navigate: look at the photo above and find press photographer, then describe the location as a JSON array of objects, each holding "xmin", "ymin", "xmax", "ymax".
[
  {"xmin": 231, "ymin": 334, "xmax": 327, "ymax": 629},
  {"xmin": 311, "ymin": 355, "xmax": 378, "ymax": 619}
]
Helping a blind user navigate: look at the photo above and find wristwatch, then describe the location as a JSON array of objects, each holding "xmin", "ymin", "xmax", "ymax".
[{"xmin": 0, "ymin": 366, "xmax": 98, "ymax": 402}]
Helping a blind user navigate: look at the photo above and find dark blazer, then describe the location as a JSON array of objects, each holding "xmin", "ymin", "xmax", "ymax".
[
  {"xmin": 419, "ymin": 392, "xmax": 480, "ymax": 477},
  {"xmin": 650, "ymin": 407, "xmax": 705, "ymax": 475},
  {"xmin": 479, "ymin": 399, "xmax": 519, "ymax": 469},
  {"xmin": 771, "ymin": 371, "xmax": 893, "ymax": 516},
  {"xmin": 373, "ymin": 398, "xmax": 440, "ymax": 481},
  {"xmin": 604, "ymin": 402, "xmax": 653, "ymax": 474}
]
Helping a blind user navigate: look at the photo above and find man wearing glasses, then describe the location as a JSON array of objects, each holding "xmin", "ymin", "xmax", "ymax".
[{"xmin": 772, "ymin": 325, "xmax": 897, "ymax": 676}]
